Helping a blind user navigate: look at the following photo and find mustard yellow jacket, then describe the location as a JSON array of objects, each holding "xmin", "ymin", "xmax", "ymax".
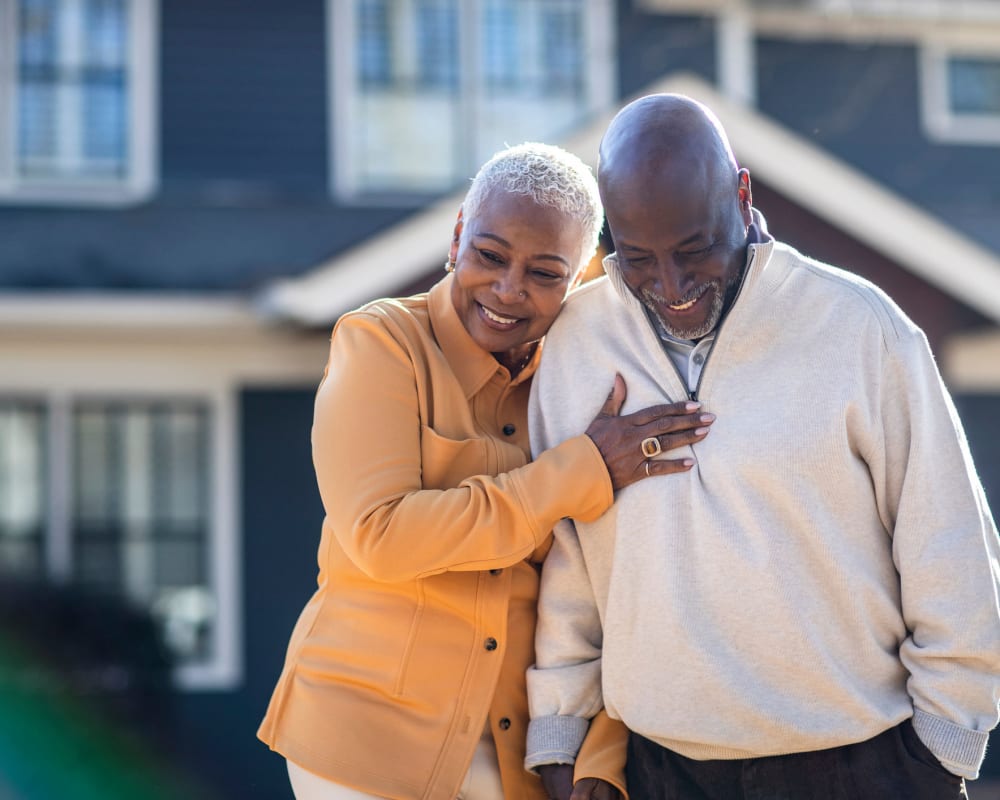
[{"xmin": 258, "ymin": 276, "xmax": 626, "ymax": 800}]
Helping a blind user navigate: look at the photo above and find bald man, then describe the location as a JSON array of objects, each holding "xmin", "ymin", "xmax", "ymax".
[{"xmin": 524, "ymin": 94, "xmax": 1000, "ymax": 799}]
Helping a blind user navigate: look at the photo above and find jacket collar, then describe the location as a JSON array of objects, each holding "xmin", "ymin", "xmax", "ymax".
[{"xmin": 428, "ymin": 274, "xmax": 539, "ymax": 399}]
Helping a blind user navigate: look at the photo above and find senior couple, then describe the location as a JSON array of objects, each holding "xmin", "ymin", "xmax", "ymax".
[{"xmin": 259, "ymin": 95, "xmax": 1000, "ymax": 800}]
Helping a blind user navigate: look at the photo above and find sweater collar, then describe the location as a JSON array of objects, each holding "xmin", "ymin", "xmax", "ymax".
[{"xmin": 428, "ymin": 274, "xmax": 540, "ymax": 399}]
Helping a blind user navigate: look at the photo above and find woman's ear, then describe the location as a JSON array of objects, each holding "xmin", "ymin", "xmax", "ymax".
[{"xmin": 449, "ymin": 207, "xmax": 464, "ymax": 265}]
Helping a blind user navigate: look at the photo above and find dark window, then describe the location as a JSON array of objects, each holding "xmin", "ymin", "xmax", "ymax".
[{"xmin": 0, "ymin": 400, "xmax": 47, "ymax": 577}]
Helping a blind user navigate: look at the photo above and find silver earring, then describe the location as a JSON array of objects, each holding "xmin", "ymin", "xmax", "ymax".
[{"xmin": 444, "ymin": 259, "xmax": 455, "ymax": 273}]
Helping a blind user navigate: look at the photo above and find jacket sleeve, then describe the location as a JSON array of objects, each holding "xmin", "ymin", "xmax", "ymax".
[
  {"xmin": 867, "ymin": 316, "xmax": 1000, "ymax": 779},
  {"xmin": 574, "ymin": 710, "xmax": 630, "ymax": 799},
  {"xmin": 312, "ymin": 312, "xmax": 613, "ymax": 583}
]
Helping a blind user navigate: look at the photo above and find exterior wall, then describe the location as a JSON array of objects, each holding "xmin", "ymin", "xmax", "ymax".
[
  {"xmin": 954, "ymin": 392, "xmax": 1000, "ymax": 787},
  {"xmin": 173, "ymin": 386, "xmax": 322, "ymax": 799},
  {"xmin": 0, "ymin": 0, "xmax": 412, "ymax": 291},
  {"xmin": 617, "ymin": 3, "xmax": 716, "ymax": 96},
  {"xmin": 160, "ymin": 0, "xmax": 328, "ymax": 189},
  {"xmin": 756, "ymin": 38, "xmax": 1000, "ymax": 255}
]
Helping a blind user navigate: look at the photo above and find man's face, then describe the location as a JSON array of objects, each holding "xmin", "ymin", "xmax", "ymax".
[{"xmin": 603, "ymin": 165, "xmax": 751, "ymax": 340}]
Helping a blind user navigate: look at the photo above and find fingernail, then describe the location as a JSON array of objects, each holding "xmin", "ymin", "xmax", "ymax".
[
  {"xmin": 684, "ymin": 401, "xmax": 701, "ymax": 411},
  {"xmin": 682, "ymin": 459, "xmax": 695, "ymax": 467},
  {"xmin": 694, "ymin": 427, "xmax": 710, "ymax": 436},
  {"xmin": 699, "ymin": 413, "xmax": 716, "ymax": 422}
]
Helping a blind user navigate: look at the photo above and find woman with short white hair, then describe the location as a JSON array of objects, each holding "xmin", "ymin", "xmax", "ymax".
[{"xmin": 258, "ymin": 143, "xmax": 714, "ymax": 800}]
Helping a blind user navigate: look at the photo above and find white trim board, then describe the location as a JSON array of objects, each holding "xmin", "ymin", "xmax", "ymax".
[
  {"xmin": 943, "ymin": 330, "xmax": 1000, "ymax": 391},
  {"xmin": 635, "ymin": 0, "xmax": 1000, "ymax": 44},
  {"xmin": 262, "ymin": 73, "xmax": 1000, "ymax": 327}
]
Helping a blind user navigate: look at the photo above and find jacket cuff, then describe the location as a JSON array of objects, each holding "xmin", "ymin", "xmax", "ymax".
[
  {"xmin": 912, "ymin": 708, "xmax": 989, "ymax": 780},
  {"xmin": 574, "ymin": 710, "xmax": 629, "ymax": 799},
  {"xmin": 524, "ymin": 715, "xmax": 590, "ymax": 772}
]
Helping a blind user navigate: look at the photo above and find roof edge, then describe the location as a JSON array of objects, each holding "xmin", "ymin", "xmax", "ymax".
[{"xmin": 262, "ymin": 73, "xmax": 1000, "ymax": 327}]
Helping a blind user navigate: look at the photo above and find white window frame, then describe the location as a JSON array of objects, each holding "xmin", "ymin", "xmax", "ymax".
[
  {"xmin": 920, "ymin": 42, "xmax": 1000, "ymax": 145},
  {"xmin": 0, "ymin": 377, "xmax": 241, "ymax": 692},
  {"xmin": 0, "ymin": 0, "xmax": 159, "ymax": 205},
  {"xmin": 327, "ymin": 0, "xmax": 616, "ymax": 203}
]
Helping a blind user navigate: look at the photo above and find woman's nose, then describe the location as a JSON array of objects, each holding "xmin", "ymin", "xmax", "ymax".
[{"xmin": 493, "ymin": 274, "xmax": 524, "ymax": 303}]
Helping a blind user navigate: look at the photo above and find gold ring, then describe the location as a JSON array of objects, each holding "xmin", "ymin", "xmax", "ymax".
[
  {"xmin": 645, "ymin": 461, "xmax": 651, "ymax": 477},
  {"xmin": 640, "ymin": 436, "xmax": 662, "ymax": 458}
]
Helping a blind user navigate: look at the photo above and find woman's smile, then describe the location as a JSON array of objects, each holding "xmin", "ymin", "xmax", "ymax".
[{"xmin": 478, "ymin": 301, "xmax": 523, "ymax": 328}]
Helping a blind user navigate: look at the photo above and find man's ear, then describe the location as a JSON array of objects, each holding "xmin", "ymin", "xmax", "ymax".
[
  {"xmin": 449, "ymin": 207, "xmax": 464, "ymax": 264},
  {"xmin": 737, "ymin": 168, "xmax": 752, "ymax": 224}
]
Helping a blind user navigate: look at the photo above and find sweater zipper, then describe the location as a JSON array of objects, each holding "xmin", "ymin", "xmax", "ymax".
[{"xmin": 686, "ymin": 246, "xmax": 756, "ymax": 402}]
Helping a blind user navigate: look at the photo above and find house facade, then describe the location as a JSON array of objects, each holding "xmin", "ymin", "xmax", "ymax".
[{"xmin": 0, "ymin": 1, "xmax": 998, "ymax": 797}]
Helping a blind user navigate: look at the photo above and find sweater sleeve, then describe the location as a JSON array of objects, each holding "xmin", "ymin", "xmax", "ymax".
[
  {"xmin": 524, "ymin": 515, "xmax": 607, "ymax": 770},
  {"xmin": 313, "ymin": 312, "xmax": 614, "ymax": 583},
  {"xmin": 868, "ymin": 320, "xmax": 1000, "ymax": 779}
]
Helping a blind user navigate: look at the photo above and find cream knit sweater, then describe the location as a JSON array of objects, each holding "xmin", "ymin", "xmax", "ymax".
[{"xmin": 525, "ymin": 238, "xmax": 1000, "ymax": 780}]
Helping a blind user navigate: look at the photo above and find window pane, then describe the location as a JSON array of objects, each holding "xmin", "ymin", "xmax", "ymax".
[
  {"xmin": 73, "ymin": 402, "xmax": 213, "ymax": 663},
  {"xmin": 475, "ymin": 0, "xmax": 585, "ymax": 166},
  {"xmin": 949, "ymin": 56, "xmax": 1000, "ymax": 115},
  {"xmin": 351, "ymin": 0, "xmax": 460, "ymax": 191},
  {"xmin": 0, "ymin": 401, "xmax": 47, "ymax": 577},
  {"xmin": 541, "ymin": 5, "xmax": 583, "ymax": 95},
  {"xmin": 483, "ymin": 2, "xmax": 518, "ymax": 88},
  {"xmin": 415, "ymin": 0, "xmax": 457, "ymax": 89},
  {"xmin": 17, "ymin": 0, "xmax": 129, "ymax": 179},
  {"xmin": 358, "ymin": 0, "xmax": 391, "ymax": 87},
  {"xmin": 346, "ymin": 0, "xmax": 589, "ymax": 194}
]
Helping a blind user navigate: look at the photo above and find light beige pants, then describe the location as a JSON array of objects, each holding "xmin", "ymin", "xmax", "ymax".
[{"xmin": 287, "ymin": 721, "xmax": 503, "ymax": 800}]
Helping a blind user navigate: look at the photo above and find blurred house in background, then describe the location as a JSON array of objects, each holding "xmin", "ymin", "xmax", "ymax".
[{"xmin": 0, "ymin": 1, "xmax": 998, "ymax": 797}]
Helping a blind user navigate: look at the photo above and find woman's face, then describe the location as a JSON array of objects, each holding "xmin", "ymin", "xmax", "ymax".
[{"xmin": 450, "ymin": 190, "xmax": 587, "ymax": 364}]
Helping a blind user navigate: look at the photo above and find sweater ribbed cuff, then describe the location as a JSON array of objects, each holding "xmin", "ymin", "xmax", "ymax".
[
  {"xmin": 524, "ymin": 715, "xmax": 590, "ymax": 772},
  {"xmin": 912, "ymin": 708, "xmax": 989, "ymax": 780}
]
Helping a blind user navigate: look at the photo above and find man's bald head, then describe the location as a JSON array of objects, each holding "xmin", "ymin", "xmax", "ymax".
[{"xmin": 598, "ymin": 94, "xmax": 739, "ymax": 199}]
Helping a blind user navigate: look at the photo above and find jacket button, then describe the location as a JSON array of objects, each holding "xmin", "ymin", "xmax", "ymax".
[
  {"xmin": 499, "ymin": 717, "xmax": 511, "ymax": 731},
  {"xmin": 489, "ymin": 568, "xmax": 502, "ymax": 576},
  {"xmin": 502, "ymin": 424, "xmax": 516, "ymax": 436},
  {"xmin": 484, "ymin": 637, "xmax": 498, "ymax": 651}
]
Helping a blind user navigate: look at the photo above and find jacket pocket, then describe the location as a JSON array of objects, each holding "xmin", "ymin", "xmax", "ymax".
[
  {"xmin": 419, "ymin": 425, "xmax": 490, "ymax": 489},
  {"xmin": 393, "ymin": 580, "xmax": 426, "ymax": 697}
]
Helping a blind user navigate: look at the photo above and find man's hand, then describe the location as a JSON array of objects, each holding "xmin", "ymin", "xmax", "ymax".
[
  {"xmin": 569, "ymin": 777, "xmax": 622, "ymax": 800},
  {"xmin": 538, "ymin": 765, "xmax": 622, "ymax": 800},
  {"xmin": 538, "ymin": 764, "xmax": 574, "ymax": 800}
]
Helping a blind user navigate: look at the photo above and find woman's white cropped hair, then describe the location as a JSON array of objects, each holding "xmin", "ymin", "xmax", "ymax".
[{"xmin": 462, "ymin": 142, "xmax": 604, "ymax": 271}]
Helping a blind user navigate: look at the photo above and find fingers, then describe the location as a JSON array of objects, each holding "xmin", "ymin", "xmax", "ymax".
[
  {"xmin": 598, "ymin": 374, "xmax": 627, "ymax": 418},
  {"xmin": 627, "ymin": 399, "xmax": 702, "ymax": 427},
  {"xmin": 569, "ymin": 778, "xmax": 597, "ymax": 800},
  {"xmin": 644, "ymin": 456, "xmax": 696, "ymax": 477},
  {"xmin": 643, "ymin": 420, "xmax": 714, "ymax": 456}
]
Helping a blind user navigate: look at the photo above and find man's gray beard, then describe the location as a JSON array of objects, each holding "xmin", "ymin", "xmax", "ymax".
[{"xmin": 646, "ymin": 282, "xmax": 726, "ymax": 341}]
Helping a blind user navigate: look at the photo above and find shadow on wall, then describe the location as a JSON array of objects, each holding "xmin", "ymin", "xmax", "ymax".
[{"xmin": 0, "ymin": 577, "xmax": 218, "ymax": 799}]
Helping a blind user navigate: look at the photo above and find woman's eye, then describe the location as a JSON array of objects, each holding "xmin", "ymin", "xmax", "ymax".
[
  {"xmin": 531, "ymin": 269, "xmax": 562, "ymax": 282},
  {"xmin": 478, "ymin": 249, "xmax": 504, "ymax": 264}
]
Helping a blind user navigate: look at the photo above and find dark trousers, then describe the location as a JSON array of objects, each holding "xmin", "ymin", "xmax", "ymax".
[{"xmin": 625, "ymin": 720, "xmax": 968, "ymax": 800}]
